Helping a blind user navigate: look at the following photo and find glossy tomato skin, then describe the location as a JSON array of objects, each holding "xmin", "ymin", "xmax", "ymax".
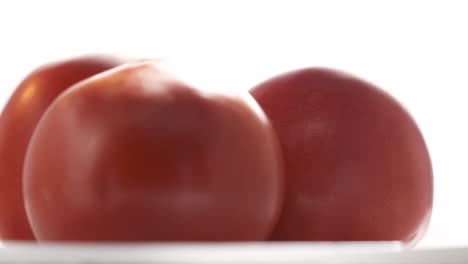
[
  {"xmin": 0, "ymin": 55, "xmax": 124, "ymax": 240},
  {"xmin": 24, "ymin": 61, "xmax": 284, "ymax": 241},
  {"xmin": 250, "ymin": 68, "xmax": 432, "ymax": 244}
]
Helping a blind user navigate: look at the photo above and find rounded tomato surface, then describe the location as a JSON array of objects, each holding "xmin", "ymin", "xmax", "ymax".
[
  {"xmin": 24, "ymin": 61, "xmax": 284, "ymax": 241},
  {"xmin": 250, "ymin": 68, "xmax": 432, "ymax": 244},
  {"xmin": 0, "ymin": 55, "xmax": 123, "ymax": 240}
]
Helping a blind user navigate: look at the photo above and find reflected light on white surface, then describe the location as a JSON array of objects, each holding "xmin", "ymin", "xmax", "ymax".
[{"xmin": 0, "ymin": 242, "xmax": 403, "ymax": 263}]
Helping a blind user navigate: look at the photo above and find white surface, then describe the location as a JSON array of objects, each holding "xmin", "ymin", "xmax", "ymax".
[
  {"xmin": 0, "ymin": 242, "xmax": 426, "ymax": 263},
  {"xmin": 0, "ymin": 0, "xmax": 467, "ymax": 248},
  {"xmin": 0, "ymin": 242, "xmax": 468, "ymax": 263}
]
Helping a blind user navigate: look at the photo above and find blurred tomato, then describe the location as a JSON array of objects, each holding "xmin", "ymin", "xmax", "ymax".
[
  {"xmin": 250, "ymin": 68, "xmax": 432, "ymax": 244},
  {"xmin": 24, "ymin": 61, "xmax": 283, "ymax": 241},
  {"xmin": 0, "ymin": 55, "xmax": 123, "ymax": 240}
]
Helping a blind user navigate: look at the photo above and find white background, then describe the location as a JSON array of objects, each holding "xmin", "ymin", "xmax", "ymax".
[{"xmin": 0, "ymin": 0, "xmax": 466, "ymax": 248}]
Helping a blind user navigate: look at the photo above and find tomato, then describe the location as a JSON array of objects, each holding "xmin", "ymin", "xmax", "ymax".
[
  {"xmin": 250, "ymin": 68, "xmax": 433, "ymax": 244},
  {"xmin": 0, "ymin": 55, "xmax": 123, "ymax": 240},
  {"xmin": 23, "ymin": 61, "xmax": 284, "ymax": 241}
]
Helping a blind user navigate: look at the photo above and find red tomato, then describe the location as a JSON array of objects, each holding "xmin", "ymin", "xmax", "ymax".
[
  {"xmin": 23, "ymin": 61, "xmax": 284, "ymax": 241},
  {"xmin": 250, "ymin": 68, "xmax": 433, "ymax": 244},
  {"xmin": 0, "ymin": 55, "xmax": 123, "ymax": 240}
]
